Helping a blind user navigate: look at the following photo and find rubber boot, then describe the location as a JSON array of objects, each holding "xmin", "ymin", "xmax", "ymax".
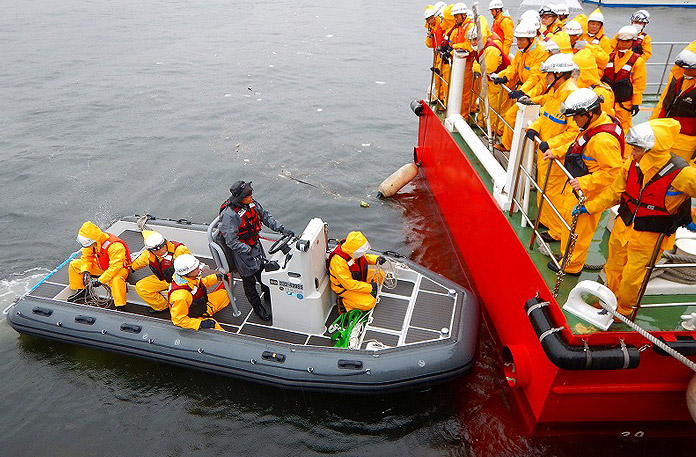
[
  {"xmin": 242, "ymin": 274, "xmax": 271, "ymax": 321},
  {"xmin": 67, "ymin": 288, "xmax": 87, "ymax": 303}
]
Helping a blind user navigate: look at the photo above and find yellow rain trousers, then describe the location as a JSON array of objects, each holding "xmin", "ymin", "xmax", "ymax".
[
  {"xmin": 426, "ymin": 17, "xmax": 448, "ymax": 103},
  {"xmin": 168, "ymin": 274, "xmax": 229, "ymax": 331},
  {"xmin": 527, "ymin": 78, "xmax": 579, "ymax": 240},
  {"xmin": 605, "ymin": 50, "xmax": 646, "ymax": 133},
  {"xmin": 329, "ymin": 232, "xmax": 382, "ymax": 312},
  {"xmin": 450, "ymin": 21, "xmax": 477, "ymax": 118},
  {"xmin": 130, "ymin": 239, "xmax": 190, "ymax": 311},
  {"xmin": 475, "ymin": 35, "xmax": 508, "ymax": 135},
  {"xmin": 585, "ymin": 119, "xmax": 696, "ymax": 316},
  {"xmin": 557, "ymin": 113, "xmax": 624, "ymax": 273},
  {"xmin": 650, "ymin": 74, "xmax": 696, "ymax": 162},
  {"xmin": 498, "ymin": 39, "xmax": 549, "ymax": 150},
  {"xmin": 68, "ymin": 221, "xmax": 129, "ymax": 308}
]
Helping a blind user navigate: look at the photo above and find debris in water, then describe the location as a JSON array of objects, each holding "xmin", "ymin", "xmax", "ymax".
[
  {"xmin": 375, "ymin": 81, "xmax": 386, "ymax": 85},
  {"xmin": 317, "ymin": 108, "xmax": 323, "ymax": 112},
  {"xmin": 325, "ymin": 34, "xmax": 334, "ymax": 38},
  {"xmin": 360, "ymin": 201, "xmax": 370, "ymax": 208},
  {"xmin": 361, "ymin": 143, "xmax": 370, "ymax": 147}
]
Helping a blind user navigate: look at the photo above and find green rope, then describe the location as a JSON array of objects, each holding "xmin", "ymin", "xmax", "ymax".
[{"xmin": 329, "ymin": 310, "xmax": 368, "ymax": 348}]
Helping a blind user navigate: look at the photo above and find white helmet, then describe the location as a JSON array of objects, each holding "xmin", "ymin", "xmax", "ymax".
[
  {"xmin": 626, "ymin": 122, "xmax": 656, "ymax": 150},
  {"xmin": 564, "ymin": 20, "xmax": 583, "ymax": 36},
  {"xmin": 451, "ymin": 2, "xmax": 468, "ymax": 16},
  {"xmin": 433, "ymin": 1, "xmax": 446, "ymax": 17},
  {"xmin": 77, "ymin": 235, "xmax": 96, "ymax": 247},
  {"xmin": 489, "ymin": 0, "xmax": 504, "ymax": 9},
  {"xmin": 538, "ymin": 5, "xmax": 557, "ymax": 17},
  {"xmin": 631, "ymin": 9, "xmax": 650, "ymax": 24},
  {"xmin": 675, "ymin": 49, "xmax": 696, "ymax": 70},
  {"xmin": 173, "ymin": 254, "xmax": 200, "ymax": 277},
  {"xmin": 616, "ymin": 25, "xmax": 638, "ymax": 41},
  {"xmin": 587, "ymin": 10, "xmax": 604, "ymax": 24},
  {"xmin": 540, "ymin": 53, "xmax": 578, "ymax": 73},
  {"xmin": 424, "ymin": 6, "xmax": 435, "ymax": 19},
  {"xmin": 560, "ymin": 88, "xmax": 602, "ymax": 116},
  {"xmin": 514, "ymin": 21, "xmax": 539, "ymax": 39},
  {"xmin": 544, "ymin": 39, "xmax": 561, "ymax": 55},
  {"xmin": 519, "ymin": 10, "xmax": 541, "ymax": 30},
  {"xmin": 466, "ymin": 8, "xmax": 474, "ymax": 20},
  {"xmin": 553, "ymin": 4, "xmax": 569, "ymax": 16},
  {"xmin": 144, "ymin": 232, "xmax": 166, "ymax": 250}
]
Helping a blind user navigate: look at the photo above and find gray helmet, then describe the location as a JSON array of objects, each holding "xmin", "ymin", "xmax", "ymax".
[
  {"xmin": 675, "ymin": 49, "xmax": 696, "ymax": 70},
  {"xmin": 229, "ymin": 180, "xmax": 253, "ymax": 205}
]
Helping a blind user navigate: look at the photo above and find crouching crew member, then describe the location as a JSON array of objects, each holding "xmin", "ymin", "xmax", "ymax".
[
  {"xmin": 329, "ymin": 231, "xmax": 386, "ymax": 313},
  {"xmin": 68, "ymin": 221, "xmax": 131, "ymax": 308},
  {"xmin": 219, "ymin": 181, "xmax": 294, "ymax": 321},
  {"xmin": 130, "ymin": 231, "xmax": 190, "ymax": 312},
  {"xmin": 576, "ymin": 119, "xmax": 696, "ymax": 320},
  {"xmin": 168, "ymin": 254, "xmax": 229, "ymax": 331}
]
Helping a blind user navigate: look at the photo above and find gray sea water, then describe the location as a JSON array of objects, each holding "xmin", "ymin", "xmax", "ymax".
[{"xmin": 2, "ymin": 1, "xmax": 696, "ymax": 455}]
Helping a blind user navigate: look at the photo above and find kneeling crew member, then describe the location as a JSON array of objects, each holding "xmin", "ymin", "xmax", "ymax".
[
  {"xmin": 130, "ymin": 231, "xmax": 190, "ymax": 312},
  {"xmin": 68, "ymin": 221, "xmax": 131, "ymax": 308},
  {"xmin": 328, "ymin": 231, "xmax": 386, "ymax": 313},
  {"xmin": 219, "ymin": 181, "xmax": 294, "ymax": 321},
  {"xmin": 168, "ymin": 254, "xmax": 229, "ymax": 331},
  {"xmin": 576, "ymin": 119, "xmax": 696, "ymax": 319}
]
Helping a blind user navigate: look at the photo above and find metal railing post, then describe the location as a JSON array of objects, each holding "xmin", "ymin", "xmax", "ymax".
[{"xmin": 630, "ymin": 233, "xmax": 667, "ymax": 322}]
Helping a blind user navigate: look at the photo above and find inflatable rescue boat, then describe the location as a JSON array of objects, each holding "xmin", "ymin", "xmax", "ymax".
[{"xmin": 7, "ymin": 216, "xmax": 478, "ymax": 393}]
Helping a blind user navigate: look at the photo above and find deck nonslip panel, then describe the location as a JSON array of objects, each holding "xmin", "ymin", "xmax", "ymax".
[
  {"xmin": 419, "ymin": 277, "xmax": 449, "ymax": 294},
  {"xmin": 361, "ymin": 330, "xmax": 399, "ymax": 348},
  {"xmin": 410, "ymin": 291, "xmax": 455, "ymax": 331},
  {"xmin": 239, "ymin": 323, "xmax": 308, "ymax": 344},
  {"xmin": 370, "ymin": 296, "xmax": 410, "ymax": 331},
  {"xmin": 405, "ymin": 327, "xmax": 442, "ymax": 344},
  {"xmin": 29, "ymin": 282, "xmax": 67, "ymax": 299},
  {"xmin": 388, "ymin": 280, "xmax": 415, "ymax": 297}
]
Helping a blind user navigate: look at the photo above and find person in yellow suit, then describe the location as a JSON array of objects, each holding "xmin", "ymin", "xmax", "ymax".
[
  {"xmin": 491, "ymin": 21, "xmax": 548, "ymax": 151},
  {"xmin": 67, "ymin": 221, "xmax": 131, "ymax": 308},
  {"xmin": 489, "ymin": 0, "xmax": 513, "ymax": 57},
  {"xmin": 168, "ymin": 254, "xmax": 229, "ymax": 331},
  {"xmin": 425, "ymin": 5, "xmax": 447, "ymax": 104},
  {"xmin": 576, "ymin": 119, "xmax": 696, "ymax": 320},
  {"xmin": 582, "ymin": 9, "xmax": 611, "ymax": 54},
  {"xmin": 553, "ymin": 4, "xmax": 569, "ymax": 26},
  {"xmin": 470, "ymin": 28, "xmax": 510, "ymax": 135},
  {"xmin": 449, "ymin": 3, "xmax": 476, "ymax": 117},
  {"xmin": 523, "ymin": 53, "xmax": 579, "ymax": 243},
  {"xmin": 565, "ymin": 20, "xmax": 608, "ymax": 76},
  {"xmin": 328, "ymin": 232, "xmax": 385, "ymax": 313},
  {"xmin": 601, "ymin": 26, "xmax": 647, "ymax": 133},
  {"xmin": 650, "ymin": 48, "xmax": 696, "ymax": 162},
  {"xmin": 538, "ymin": 5, "xmax": 571, "ymax": 54},
  {"xmin": 545, "ymin": 89, "xmax": 624, "ymax": 275},
  {"xmin": 130, "ymin": 231, "xmax": 190, "ymax": 312},
  {"xmin": 610, "ymin": 10, "xmax": 652, "ymax": 61}
]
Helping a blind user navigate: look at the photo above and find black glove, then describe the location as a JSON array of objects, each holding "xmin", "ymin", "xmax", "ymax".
[
  {"xmin": 82, "ymin": 272, "xmax": 91, "ymax": 287},
  {"xmin": 538, "ymin": 141, "xmax": 550, "ymax": 153},
  {"xmin": 491, "ymin": 75, "xmax": 508, "ymax": 85},
  {"xmin": 92, "ymin": 279, "xmax": 101, "ymax": 288},
  {"xmin": 508, "ymin": 90, "xmax": 525, "ymax": 99},
  {"xmin": 370, "ymin": 281, "xmax": 378, "ymax": 298},
  {"xmin": 376, "ymin": 256, "xmax": 387, "ymax": 265},
  {"xmin": 525, "ymin": 129, "xmax": 539, "ymax": 141},
  {"xmin": 631, "ymin": 105, "xmax": 640, "ymax": 116},
  {"xmin": 279, "ymin": 226, "xmax": 295, "ymax": 237},
  {"xmin": 434, "ymin": 45, "xmax": 442, "ymax": 53},
  {"xmin": 216, "ymin": 272, "xmax": 228, "ymax": 282},
  {"xmin": 632, "ymin": 45, "xmax": 643, "ymax": 54},
  {"xmin": 199, "ymin": 319, "xmax": 216, "ymax": 329}
]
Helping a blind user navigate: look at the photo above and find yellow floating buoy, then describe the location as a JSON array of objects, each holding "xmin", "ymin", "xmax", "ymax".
[{"xmin": 377, "ymin": 163, "xmax": 418, "ymax": 198}]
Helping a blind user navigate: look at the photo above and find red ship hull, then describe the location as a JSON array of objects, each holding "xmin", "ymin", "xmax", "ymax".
[{"xmin": 415, "ymin": 101, "xmax": 696, "ymax": 436}]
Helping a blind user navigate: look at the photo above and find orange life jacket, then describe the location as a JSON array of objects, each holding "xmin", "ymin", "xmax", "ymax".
[
  {"xmin": 660, "ymin": 76, "xmax": 696, "ymax": 137},
  {"xmin": 95, "ymin": 234, "xmax": 131, "ymax": 271},
  {"xmin": 564, "ymin": 116, "xmax": 625, "ymax": 177},
  {"xmin": 328, "ymin": 240, "xmax": 369, "ymax": 295},
  {"xmin": 149, "ymin": 241, "xmax": 183, "ymax": 282},
  {"xmin": 168, "ymin": 280, "xmax": 208, "ymax": 318},
  {"xmin": 602, "ymin": 51, "xmax": 640, "ymax": 103}
]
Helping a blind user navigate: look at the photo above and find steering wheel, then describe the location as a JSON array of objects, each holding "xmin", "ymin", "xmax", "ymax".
[{"xmin": 268, "ymin": 233, "xmax": 294, "ymax": 255}]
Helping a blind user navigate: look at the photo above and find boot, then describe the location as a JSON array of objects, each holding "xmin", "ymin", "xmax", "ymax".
[
  {"xmin": 67, "ymin": 288, "xmax": 87, "ymax": 303},
  {"xmin": 252, "ymin": 303, "xmax": 271, "ymax": 321}
]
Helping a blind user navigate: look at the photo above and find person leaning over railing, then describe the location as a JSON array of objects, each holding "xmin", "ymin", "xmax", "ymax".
[
  {"xmin": 547, "ymin": 89, "xmax": 624, "ymax": 276},
  {"xmin": 424, "ymin": 5, "xmax": 446, "ymax": 104},
  {"xmin": 469, "ymin": 28, "xmax": 510, "ymax": 134},
  {"xmin": 574, "ymin": 119, "xmax": 696, "ymax": 320},
  {"xmin": 650, "ymin": 47, "xmax": 696, "ymax": 163},
  {"xmin": 449, "ymin": 3, "xmax": 477, "ymax": 118}
]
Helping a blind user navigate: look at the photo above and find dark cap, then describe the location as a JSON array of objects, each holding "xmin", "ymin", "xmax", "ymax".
[{"xmin": 229, "ymin": 181, "xmax": 253, "ymax": 205}]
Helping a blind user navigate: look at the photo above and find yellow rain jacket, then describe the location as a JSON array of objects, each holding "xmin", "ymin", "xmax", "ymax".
[
  {"xmin": 604, "ymin": 49, "xmax": 646, "ymax": 132},
  {"xmin": 168, "ymin": 273, "xmax": 228, "ymax": 331},
  {"xmin": 131, "ymin": 234, "xmax": 191, "ymax": 311},
  {"xmin": 650, "ymin": 74, "xmax": 696, "ymax": 162},
  {"xmin": 329, "ymin": 231, "xmax": 380, "ymax": 312},
  {"xmin": 68, "ymin": 221, "xmax": 130, "ymax": 307},
  {"xmin": 585, "ymin": 119, "xmax": 696, "ymax": 315},
  {"xmin": 558, "ymin": 112, "xmax": 624, "ymax": 273},
  {"xmin": 542, "ymin": 20, "xmax": 572, "ymax": 54},
  {"xmin": 475, "ymin": 34, "xmax": 509, "ymax": 134},
  {"xmin": 492, "ymin": 11, "xmax": 514, "ymax": 57},
  {"xmin": 573, "ymin": 49, "xmax": 615, "ymax": 117},
  {"xmin": 582, "ymin": 12, "xmax": 611, "ymax": 54}
]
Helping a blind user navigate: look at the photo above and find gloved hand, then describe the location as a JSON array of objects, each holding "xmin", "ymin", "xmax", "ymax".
[
  {"xmin": 538, "ymin": 141, "xmax": 550, "ymax": 153},
  {"xmin": 508, "ymin": 90, "xmax": 525, "ymax": 99},
  {"xmin": 686, "ymin": 222, "xmax": 696, "ymax": 232},
  {"xmin": 632, "ymin": 45, "xmax": 642, "ymax": 54},
  {"xmin": 525, "ymin": 129, "xmax": 539, "ymax": 141},
  {"xmin": 370, "ymin": 281, "xmax": 378, "ymax": 298},
  {"xmin": 434, "ymin": 45, "xmax": 442, "ymax": 53},
  {"xmin": 92, "ymin": 279, "xmax": 102, "ymax": 288},
  {"xmin": 572, "ymin": 204, "xmax": 589, "ymax": 217},
  {"xmin": 216, "ymin": 272, "xmax": 228, "ymax": 281},
  {"xmin": 631, "ymin": 105, "xmax": 640, "ymax": 116},
  {"xmin": 82, "ymin": 272, "xmax": 91, "ymax": 287},
  {"xmin": 199, "ymin": 319, "xmax": 216, "ymax": 329},
  {"xmin": 491, "ymin": 75, "xmax": 508, "ymax": 85},
  {"xmin": 376, "ymin": 256, "xmax": 387, "ymax": 265},
  {"xmin": 279, "ymin": 226, "xmax": 295, "ymax": 237},
  {"xmin": 517, "ymin": 95, "xmax": 534, "ymax": 106}
]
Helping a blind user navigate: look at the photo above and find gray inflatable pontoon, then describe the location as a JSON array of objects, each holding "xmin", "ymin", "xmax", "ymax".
[{"xmin": 7, "ymin": 216, "xmax": 478, "ymax": 393}]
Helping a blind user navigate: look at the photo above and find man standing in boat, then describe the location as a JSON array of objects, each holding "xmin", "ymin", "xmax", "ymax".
[
  {"xmin": 168, "ymin": 254, "xmax": 228, "ymax": 331},
  {"xmin": 575, "ymin": 119, "xmax": 696, "ymax": 320},
  {"xmin": 219, "ymin": 181, "xmax": 294, "ymax": 321},
  {"xmin": 67, "ymin": 221, "xmax": 131, "ymax": 309},
  {"xmin": 130, "ymin": 231, "xmax": 190, "ymax": 312}
]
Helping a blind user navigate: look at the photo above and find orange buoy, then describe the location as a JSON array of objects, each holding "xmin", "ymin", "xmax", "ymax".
[
  {"xmin": 687, "ymin": 373, "xmax": 696, "ymax": 424},
  {"xmin": 377, "ymin": 163, "xmax": 418, "ymax": 198}
]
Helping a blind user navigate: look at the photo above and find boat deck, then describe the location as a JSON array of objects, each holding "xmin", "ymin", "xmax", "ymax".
[{"xmin": 26, "ymin": 221, "xmax": 463, "ymax": 350}]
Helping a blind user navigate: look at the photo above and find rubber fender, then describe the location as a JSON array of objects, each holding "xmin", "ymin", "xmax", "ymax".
[
  {"xmin": 525, "ymin": 297, "xmax": 640, "ymax": 370},
  {"xmin": 410, "ymin": 99, "xmax": 424, "ymax": 117},
  {"xmin": 377, "ymin": 163, "xmax": 418, "ymax": 199}
]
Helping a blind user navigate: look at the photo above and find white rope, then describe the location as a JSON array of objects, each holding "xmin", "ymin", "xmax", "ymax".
[{"xmin": 85, "ymin": 282, "xmax": 113, "ymax": 308}]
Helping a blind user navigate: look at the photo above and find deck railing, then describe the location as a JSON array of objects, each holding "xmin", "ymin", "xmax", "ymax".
[{"xmin": 645, "ymin": 41, "xmax": 692, "ymax": 96}]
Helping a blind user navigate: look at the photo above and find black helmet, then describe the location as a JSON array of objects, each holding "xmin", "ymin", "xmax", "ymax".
[{"xmin": 229, "ymin": 180, "xmax": 253, "ymax": 205}]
